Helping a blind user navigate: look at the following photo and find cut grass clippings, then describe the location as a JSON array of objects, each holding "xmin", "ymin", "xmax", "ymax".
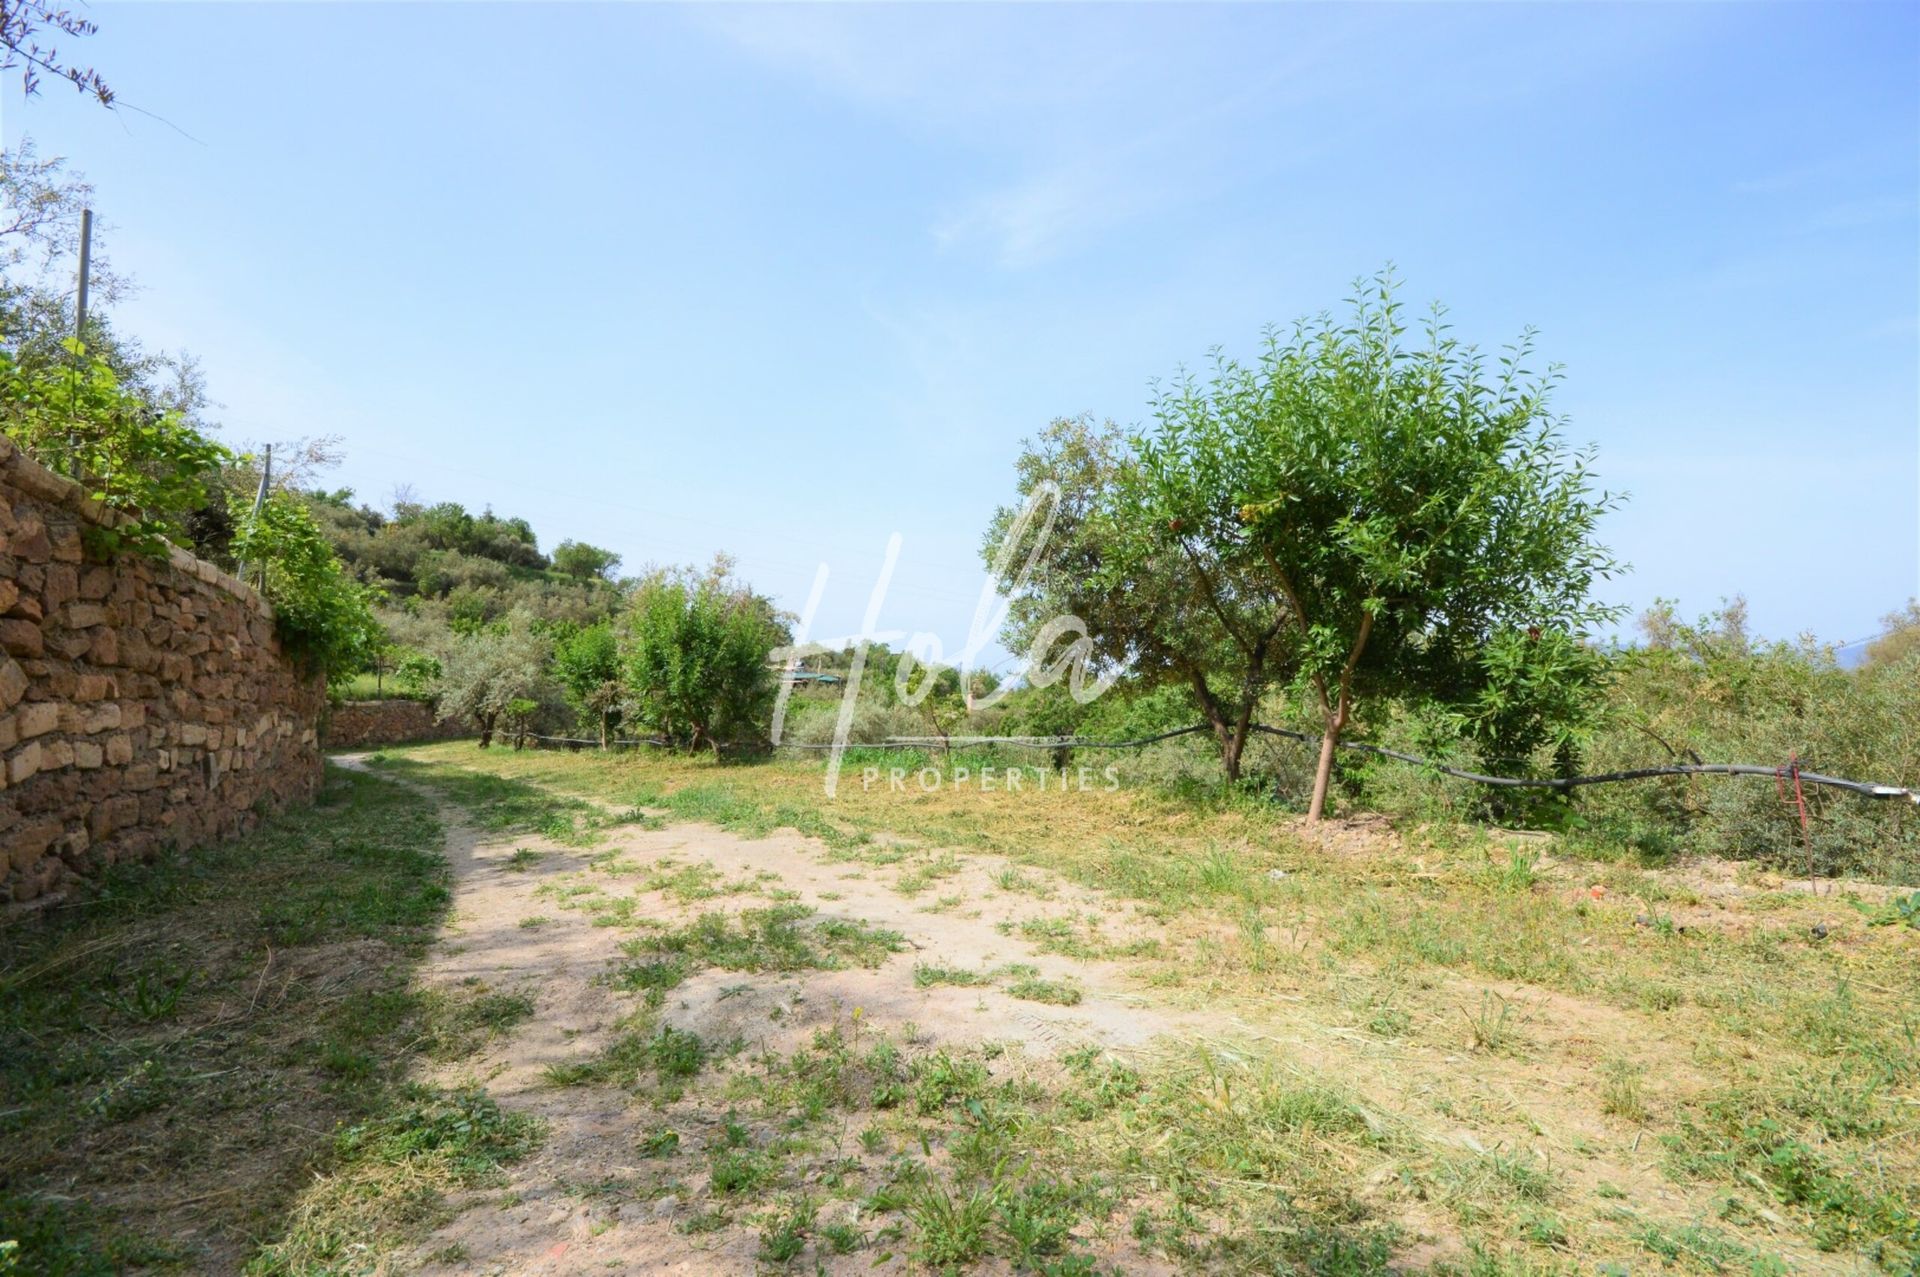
[{"xmin": 0, "ymin": 764, "xmax": 543, "ymax": 1274}]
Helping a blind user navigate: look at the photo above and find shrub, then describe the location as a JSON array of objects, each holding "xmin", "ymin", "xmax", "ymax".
[
  {"xmin": 1575, "ymin": 602, "xmax": 1918, "ymax": 879},
  {"xmin": 2, "ymin": 343, "xmax": 230, "ymax": 556},
  {"xmin": 622, "ymin": 557, "xmax": 788, "ymax": 753},
  {"xmin": 228, "ymin": 488, "xmax": 383, "ymax": 679}
]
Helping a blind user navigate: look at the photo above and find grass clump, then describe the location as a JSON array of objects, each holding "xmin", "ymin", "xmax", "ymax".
[
  {"xmin": 914, "ymin": 962, "xmax": 989, "ymax": 989},
  {"xmin": 418, "ymin": 984, "xmax": 536, "ymax": 1060},
  {"xmin": 909, "ymin": 1181, "xmax": 996, "ymax": 1268},
  {"xmin": 1005, "ymin": 971, "xmax": 1084, "ymax": 1006},
  {"xmin": 254, "ymin": 1086, "xmax": 543, "ymax": 1272},
  {"xmin": 543, "ymin": 1022, "xmax": 707, "ymax": 1091},
  {"xmin": 632, "ymin": 904, "xmax": 904, "ymax": 973},
  {"xmin": 757, "ymin": 1197, "xmax": 818, "ymax": 1263}
]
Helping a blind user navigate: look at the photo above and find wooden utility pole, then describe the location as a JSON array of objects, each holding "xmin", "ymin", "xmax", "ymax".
[
  {"xmin": 66, "ymin": 207, "xmax": 94, "ymax": 476},
  {"xmin": 75, "ymin": 208, "xmax": 93, "ymax": 339}
]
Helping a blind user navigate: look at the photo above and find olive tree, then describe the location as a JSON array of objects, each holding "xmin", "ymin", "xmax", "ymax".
[
  {"xmin": 1146, "ymin": 273, "xmax": 1623, "ymax": 819},
  {"xmin": 985, "ymin": 416, "xmax": 1292, "ymax": 781},
  {"xmin": 431, "ymin": 612, "xmax": 556, "ymax": 748}
]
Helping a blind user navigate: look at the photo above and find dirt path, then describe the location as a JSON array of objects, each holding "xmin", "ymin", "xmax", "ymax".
[{"xmin": 334, "ymin": 756, "xmax": 1225, "ymax": 1274}]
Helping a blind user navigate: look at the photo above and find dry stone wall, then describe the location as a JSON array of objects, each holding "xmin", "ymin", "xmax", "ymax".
[
  {"xmin": 1, "ymin": 433, "xmax": 324, "ymax": 909},
  {"xmin": 322, "ymin": 699, "xmax": 469, "ymax": 749}
]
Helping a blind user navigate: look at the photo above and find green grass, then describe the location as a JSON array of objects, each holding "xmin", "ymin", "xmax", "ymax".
[
  {"xmin": 253, "ymin": 1085, "xmax": 543, "ymax": 1273},
  {"xmin": 1004, "ymin": 972, "xmax": 1084, "ymax": 1006},
  {"xmin": 629, "ymin": 904, "xmax": 905, "ymax": 973},
  {"xmin": 331, "ymin": 672, "xmax": 425, "ymax": 701},
  {"xmin": 363, "ymin": 753, "xmax": 653, "ymax": 846},
  {"xmin": 913, "ymin": 962, "xmax": 989, "ymax": 988},
  {"xmin": 0, "ymin": 765, "xmax": 536, "ymax": 1274},
  {"xmin": 543, "ymin": 1021, "xmax": 709, "ymax": 1092},
  {"xmin": 362, "ymin": 743, "xmax": 1920, "ymax": 1271}
]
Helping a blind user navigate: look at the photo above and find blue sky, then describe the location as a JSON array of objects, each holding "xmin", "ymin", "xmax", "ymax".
[{"xmin": 5, "ymin": 2, "xmax": 1916, "ymax": 664}]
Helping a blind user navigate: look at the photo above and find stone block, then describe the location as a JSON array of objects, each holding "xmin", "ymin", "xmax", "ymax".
[
  {"xmin": 7, "ymin": 741, "xmax": 41, "ymax": 785},
  {"xmin": 43, "ymin": 564, "xmax": 77, "ymax": 607},
  {"xmin": 9, "ymin": 818, "xmax": 61, "ymax": 871},
  {"xmin": 0, "ymin": 657, "xmax": 25, "ymax": 710},
  {"xmin": 49, "ymin": 526, "xmax": 82, "ymax": 563},
  {"xmin": 0, "ymin": 619, "xmax": 43, "ymax": 658},
  {"xmin": 17, "ymin": 701, "xmax": 58, "ymax": 739},
  {"xmin": 44, "ymin": 629, "xmax": 92, "ymax": 660},
  {"xmin": 87, "ymin": 627, "xmax": 118, "ymax": 666},
  {"xmin": 10, "ymin": 523, "xmax": 50, "ymax": 562}
]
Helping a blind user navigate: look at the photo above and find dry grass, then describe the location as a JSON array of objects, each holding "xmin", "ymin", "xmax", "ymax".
[
  {"xmin": 368, "ymin": 740, "xmax": 1920, "ymax": 1272},
  {"xmin": 0, "ymin": 766, "xmax": 542, "ymax": 1274}
]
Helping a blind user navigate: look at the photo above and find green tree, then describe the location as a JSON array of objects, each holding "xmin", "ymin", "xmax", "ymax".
[
  {"xmin": 3, "ymin": 145, "xmax": 216, "ymax": 440},
  {"xmin": 986, "ymin": 416, "xmax": 1292, "ymax": 781},
  {"xmin": 552, "ymin": 622, "xmax": 623, "ymax": 746},
  {"xmin": 1149, "ymin": 273, "xmax": 1622, "ymax": 819},
  {"xmin": 551, "ymin": 539, "xmax": 622, "ymax": 581},
  {"xmin": 429, "ymin": 613, "xmax": 555, "ymax": 748},
  {"xmin": 891, "ymin": 655, "xmax": 998, "ymax": 754},
  {"xmin": 227, "ymin": 488, "xmax": 383, "ymax": 680},
  {"xmin": 621, "ymin": 558, "xmax": 789, "ymax": 753}
]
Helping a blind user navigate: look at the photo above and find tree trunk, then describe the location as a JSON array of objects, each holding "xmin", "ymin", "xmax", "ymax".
[
  {"xmin": 1305, "ymin": 612, "xmax": 1372, "ymax": 823},
  {"xmin": 599, "ymin": 708, "xmax": 609, "ymax": 750},
  {"xmin": 1222, "ymin": 725, "xmax": 1246, "ymax": 782},
  {"xmin": 477, "ymin": 713, "xmax": 496, "ymax": 749},
  {"xmin": 1185, "ymin": 666, "xmax": 1242, "ymax": 782},
  {"xmin": 1307, "ymin": 713, "xmax": 1340, "ymax": 820}
]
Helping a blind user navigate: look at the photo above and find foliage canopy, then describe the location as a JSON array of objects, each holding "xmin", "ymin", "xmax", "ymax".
[
  {"xmin": 621, "ymin": 559, "xmax": 789, "ymax": 753},
  {"xmin": 1140, "ymin": 272, "xmax": 1623, "ymax": 816}
]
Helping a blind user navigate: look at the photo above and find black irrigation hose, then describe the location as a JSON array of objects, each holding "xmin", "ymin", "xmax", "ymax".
[
  {"xmin": 517, "ymin": 733, "xmax": 946, "ymax": 754},
  {"xmin": 881, "ymin": 724, "xmax": 1919, "ymax": 803},
  {"xmin": 513, "ymin": 726, "xmax": 1915, "ymax": 803},
  {"xmin": 1244, "ymin": 727, "xmax": 1915, "ymax": 801},
  {"xmin": 884, "ymin": 725, "xmax": 1215, "ymax": 750}
]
